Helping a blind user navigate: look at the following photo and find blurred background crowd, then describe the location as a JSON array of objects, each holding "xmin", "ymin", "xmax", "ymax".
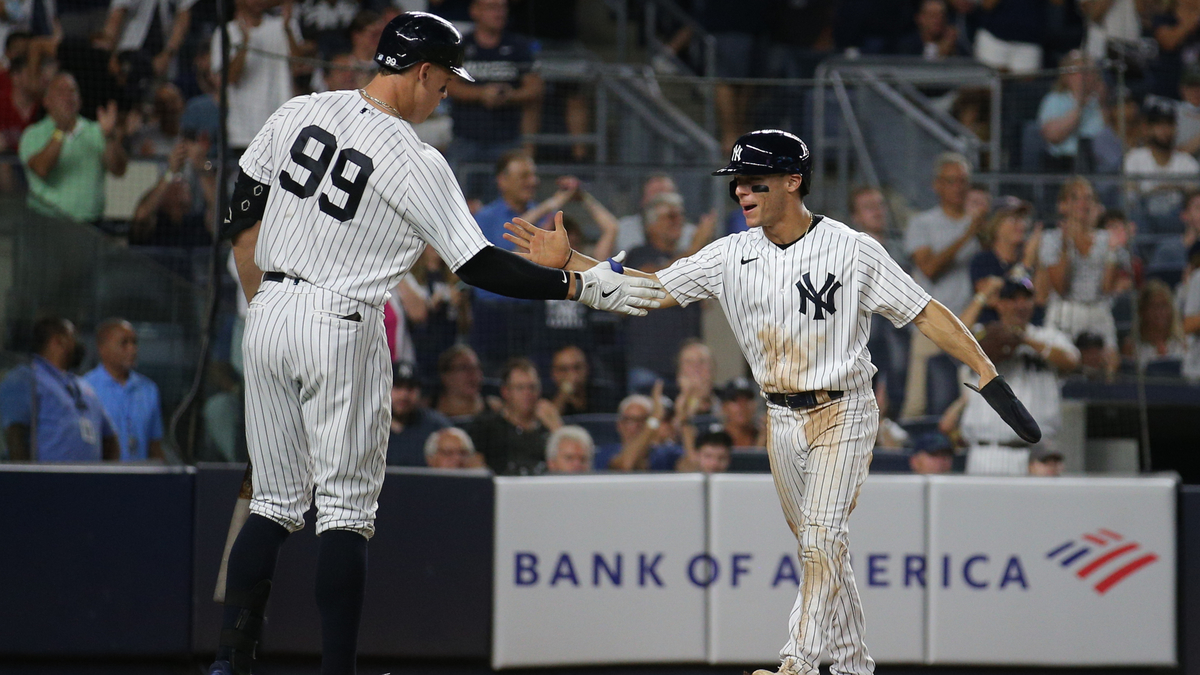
[{"xmin": 3, "ymin": 0, "xmax": 1200, "ymax": 481}]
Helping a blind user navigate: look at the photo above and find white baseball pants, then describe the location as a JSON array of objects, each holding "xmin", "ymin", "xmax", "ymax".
[
  {"xmin": 765, "ymin": 391, "xmax": 878, "ymax": 675},
  {"xmin": 242, "ymin": 278, "xmax": 390, "ymax": 538}
]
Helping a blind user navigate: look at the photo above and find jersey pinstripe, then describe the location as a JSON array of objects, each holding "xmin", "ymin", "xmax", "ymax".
[
  {"xmin": 657, "ymin": 216, "xmax": 931, "ymax": 394},
  {"xmin": 660, "ymin": 214, "xmax": 930, "ymax": 675},
  {"xmin": 241, "ymin": 90, "xmax": 490, "ymax": 307}
]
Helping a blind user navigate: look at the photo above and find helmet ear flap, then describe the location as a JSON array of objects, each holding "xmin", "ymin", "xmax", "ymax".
[{"xmin": 728, "ymin": 179, "xmax": 739, "ymax": 204}]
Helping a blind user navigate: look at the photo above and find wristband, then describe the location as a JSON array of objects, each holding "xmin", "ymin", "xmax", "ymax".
[
  {"xmin": 571, "ymin": 271, "xmax": 583, "ymax": 301},
  {"xmin": 163, "ymin": 170, "xmax": 179, "ymax": 182},
  {"xmin": 973, "ymin": 292, "xmax": 987, "ymax": 305},
  {"xmin": 561, "ymin": 249, "xmax": 574, "ymax": 270},
  {"xmin": 51, "ymin": 129, "xmax": 65, "ymax": 143},
  {"xmin": 646, "ymin": 417, "xmax": 661, "ymax": 430}
]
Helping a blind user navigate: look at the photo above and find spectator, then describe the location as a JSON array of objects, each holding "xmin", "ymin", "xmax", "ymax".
[
  {"xmin": 81, "ymin": 319, "xmax": 164, "ymax": 461},
  {"xmin": 407, "ymin": 248, "xmax": 467, "ymax": 388},
  {"xmin": 908, "ymin": 432, "xmax": 954, "ymax": 474},
  {"xmin": 433, "ymin": 344, "xmax": 489, "ymax": 419},
  {"xmin": 1027, "ymin": 446, "xmax": 1066, "ymax": 476},
  {"xmin": 296, "ymin": 0, "xmax": 358, "ymax": 59},
  {"xmin": 1150, "ymin": 0, "xmax": 1200, "ymax": 99},
  {"xmin": 964, "ymin": 205, "xmax": 1040, "ymax": 325},
  {"xmin": 1181, "ymin": 241, "xmax": 1200, "ymax": 380},
  {"xmin": 850, "ymin": 185, "xmax": 910, "ymax": 411},
  {"xmin": 423, "ymin": 426, "xmax": 482, "ymax": 469},
  {"xmin": 695, "ymin": 0, "xmax": 771, "ymax": 151},
  {"xmin": 1039, "ymin": 50, "xmax": 1107, "ymax": 173},
  {"xmin": 1036, "ymin": 176, "xmax": 1127, "ymax": 372},
  {"xmin": 1122, "ymin": 278, "xmax": 1186, "ymax": 367},
  {"xmin": 202, "ymin": 361, "xmax": 242, "ymax": 462},
  {"xmin": 317, "ymin": 51, "xmax": 361, "ymax": 91},
  {"xmin": 672, "ymin": 339, "xmax": 720, "ymax": 420},
  {"xmin": 848, "ymin": 185, "xmax": 903, "ymax": 260},
  {"xmin": 1074, "ymin": 331, "xmax": 1109, "ymax": 379},
  {"xmin": 130, "ymin": 82, "xmax": 184, "ymax": 158},
  {"xmin": 676, "ymin": 427, "xmax": 732, "ymax": 474},
  {"xmin": 901, "ymin": 152, "xmax": 982, "ymax": 419},
  {"xmin": 548, "ymin": 344, "xmax": 618, "ymax": 415},
  {"xmin": 1080, "ymin": 0, "xmax": 1141, "ymax": 61},
  {"xmin": 971, "ymin": 0, "xmax": 1045, "ymax": 74},
  {"xmin": 951, "ymin": 88, "xmax": 992, "ymax": 147},
  {"xmin": 446, "ymin": 0, "xmax": 543, "ymax": 201},
  {"xmin": 544, "ymin": 424, "xmax": 593, "ymax": 473},
  {"xmin": 467, "ymin": 357, "xmax": 562, "ymax": 475},
  {"xmin": 961, "ymin": 278, "xmax": 1080, "ymax": 475},
  {"xmin": 0, "ymin": 53, "xmax": 44, "ymax": 193},
  {"xmin": 19, "ymin": 74, "xmax": 127, "ymax": 223},
  {"xmin": 467, "ymin": 150, "xmax": 540, "ymax": 372},
  {"xmin": 718, "ymin": 376, "xmax": 764, "ymax": 448},
  {"xmin": 212, "ymin": 0, "xmax": 301, "ymax": 151},
  {"xmin": 180, "ymin": 43, "xmax": 218, "ymax": 148},
  {"xmin": 1175, "ymin": 66, "xmax": 1200, "ymax": 154},
  {"xmin": 615, "ymin": 174, "xmax": 697, "ymax": 254},
  {"xmin": 1150, "ymin": 189, "xmax": 1200, "ymax": 279},
  {"xmin": 516, "ymin": 175, "xmax": 620, "ymax": 260},
  {"xmin": 0, "ymin": 317, "xmax": 119, "ymax": 461},
  {"xmin": 386, "ymin": 361, "xmax": 451, "ymax": 467},
  {"xmin": 101, "ymin": 0, "xmax": 194, "ymax": 105},
  {"xmin": 834, "ymin": 0, "xmax": 915, "ymax": 54},
  {"xmin": 624, "ymin": 194, "xmax": 715, "ymax": 389},
  {"xmin": 874, "ymin": 378, "xmax": 910, "ymax": 449},
  {"xmin": 1124, "ymin": 99, "xmax": 1200, "ymax": 225},
  {"xmin": 346, "ymin": 9, "xmax": 382, "ymax": 86},
  {"xmin": 130, "ymin": 132, "xmax": 216, "ymax": 246},
  {"xmin": 897, "ymin": 0, "xmax": 964, "ymax": 59},
  {"xmin": 596, "ymin": 384, "xmax": 683, "ymax": 471}
]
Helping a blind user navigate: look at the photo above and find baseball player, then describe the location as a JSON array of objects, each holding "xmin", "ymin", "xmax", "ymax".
[
  {"xmin": 505, "ymin": 130, "xmax": 1040, "ymax": 675},
  {"xmin": 209, "ymin": 12, "xmax": 662, "ymax": 675}
]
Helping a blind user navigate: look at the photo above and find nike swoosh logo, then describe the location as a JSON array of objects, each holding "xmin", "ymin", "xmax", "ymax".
[
  {"xmin": 741, "ymin": 257, "xmax": 759, "ymax": 265},
  {"xmin": 601, "ymin": 288, "xmax": 617, "ymax": 298}
]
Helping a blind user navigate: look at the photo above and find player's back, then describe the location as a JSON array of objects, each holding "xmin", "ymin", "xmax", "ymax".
[{"xmin": 243, "ymin": 90, "xmax": 485, "ymax": 307}]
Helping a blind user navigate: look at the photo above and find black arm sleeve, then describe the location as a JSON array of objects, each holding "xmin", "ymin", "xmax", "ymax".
[
  {"xmin": 222, "ymin": 169, "xmax": 270, "ymax": 241},
  {"xmin": 455, "ymin": 245, "xmax": 573, "ymax": 300}
]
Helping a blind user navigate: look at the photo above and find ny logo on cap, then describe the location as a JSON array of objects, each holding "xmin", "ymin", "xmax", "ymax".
[
  {"xmin": 796, "ymin": 272, "xmax": 842, "ymax": 320},
  {"xmin": 731, "ymin": 145, "xmax": 742, "ymax": 162}
]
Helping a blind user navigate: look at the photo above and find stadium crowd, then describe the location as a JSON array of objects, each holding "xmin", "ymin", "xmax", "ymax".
[{"xmin": 2, "ymin": 0, "xmax": 1200, "ymax": 478}]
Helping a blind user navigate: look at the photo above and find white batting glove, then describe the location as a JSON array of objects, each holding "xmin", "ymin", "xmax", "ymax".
[{"xmin": 576, "ymin": 251, "xmax": 665, "ymax": 317}]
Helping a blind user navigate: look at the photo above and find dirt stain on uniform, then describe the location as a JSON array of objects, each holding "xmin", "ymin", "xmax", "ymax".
[{"xmin": 758, "ymin": 325, "xmax": 807, "ymax": 390}]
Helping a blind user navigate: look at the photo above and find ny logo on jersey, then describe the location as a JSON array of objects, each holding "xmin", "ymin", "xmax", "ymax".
[{"xmin": 795, "ymin": 272, "xmax": 842, "ymax": 320}]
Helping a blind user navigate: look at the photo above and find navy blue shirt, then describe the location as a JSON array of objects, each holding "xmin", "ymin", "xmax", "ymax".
[
  {"xmin": 452, "ymin": 32, "xmax": 538, "ymax": 142},
  {"xmin": 0, "ymin": 357, "xmax": 116, "ymax": 461},
  {"xmin": 593, "ymin": 441, "xmax": 684, "ymax": 471},
  {"xmin": 969, "ymin": 250, "xmax": 1017, "ymax": 325},
  {"xmin": 978, "ymin": 0, "xmax": 1044, "ymax": 44}
]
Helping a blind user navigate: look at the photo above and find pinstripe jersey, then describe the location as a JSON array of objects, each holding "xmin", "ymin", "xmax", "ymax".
[
  {"xmin": 240, "ymin": 90, "xmax": 490, "ymax": 307},
  {"xmin": 657, "ymin": 216, "xmax": 931, "ymax": 394}
]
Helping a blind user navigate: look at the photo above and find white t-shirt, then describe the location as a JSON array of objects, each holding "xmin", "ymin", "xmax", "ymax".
[
  {"xmin": 903, "ymin": 205, "xmax": 978, "ymax": 314},
  {"xmin": 1081, "ymin": 0, "xmax": 1140, "ymax": 60},
  {"xmin": 961, "ymin": 324, "xmax": 1078, "ymax": 446},
  {"xmin": 212, "ymin": 15, "xmax": 295, "ymax": 148},
  {"xmin": 1123, "ymin": 147, "xmax": 1200, "ymax": 195},
  {"xmin": 112, "ymin": 0, "xmax": 198, "ymax": 52},
  {"xmin": 1183, "ymin": 269, "xmax": 1200, "ymax": 380}
]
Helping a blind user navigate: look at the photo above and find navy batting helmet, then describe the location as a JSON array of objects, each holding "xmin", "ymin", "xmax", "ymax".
[
  {"xmin": 714, "ymin": 129, "xmax": 811, "ymax": 202},
  {"xmin": 375, "ymin": 12, "xmax": 475, "ymax": 82}
]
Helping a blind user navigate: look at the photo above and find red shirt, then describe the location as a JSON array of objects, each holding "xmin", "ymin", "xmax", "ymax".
[{"xmin": 0, "ymin": 70, "xmax": 40, "ymax": 152}]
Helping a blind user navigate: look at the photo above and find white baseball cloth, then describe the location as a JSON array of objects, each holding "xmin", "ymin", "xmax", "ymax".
[
  {"xmin": 237, "ymin": 89, "xmax": 490, "ymax": 537},
  {"xmin": 211, "ymin": 15, "xmax": 296, "ymax": 148},
  {"xmin": 657, "ymin": 215, "xmax": 931, "ymax": 675},
  {"xmin": 961, "ymin": 323, "xmax": 1077, "ymax": 474}
]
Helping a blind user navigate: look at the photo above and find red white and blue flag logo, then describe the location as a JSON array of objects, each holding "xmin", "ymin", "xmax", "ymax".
[{"xmin": 1046, "ymin": 528, "xmax": 1159, "ymax": 595}]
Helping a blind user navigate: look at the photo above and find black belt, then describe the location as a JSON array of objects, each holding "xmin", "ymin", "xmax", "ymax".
[
  {"xmin": 263, "ymin": 272, "xmax": 305, "ymax": 284},
  {"xmin": 765, "ymin": 390, "xmax": 844, "ymax": 409}
]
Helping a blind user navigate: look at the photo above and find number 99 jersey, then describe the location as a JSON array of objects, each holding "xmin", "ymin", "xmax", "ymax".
[{"xmin": 241, "ymin": 90, "xmax": 490, "ymax": 307}]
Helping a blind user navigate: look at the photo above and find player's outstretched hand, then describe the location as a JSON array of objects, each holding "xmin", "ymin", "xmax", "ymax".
[
  {"xmin": 504, "ymin": 212, "xmax": 571, "ymax": 268},
  {"xmin": 576, "ymin": 252, "xmax": 665, "ymax": 316}
]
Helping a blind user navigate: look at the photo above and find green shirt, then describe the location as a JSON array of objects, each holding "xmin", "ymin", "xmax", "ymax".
[{"xmin": 18, "ymin": 115, "xmax": 106, "ymax": 222}]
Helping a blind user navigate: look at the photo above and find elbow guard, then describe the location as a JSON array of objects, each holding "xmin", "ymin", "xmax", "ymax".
[
  {"xmin": 223, "ymin": 170, "xmax": 270, "ymax": 241},
  {"xmin": 456, "ymin": 246, "xmax": 573, "ymax": 300}
]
